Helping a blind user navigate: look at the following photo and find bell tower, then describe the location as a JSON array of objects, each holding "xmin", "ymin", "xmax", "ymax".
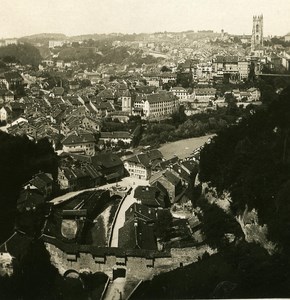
[{"xmin": 251, "ymin": 15, "xmax": 263, "ymax": 52}]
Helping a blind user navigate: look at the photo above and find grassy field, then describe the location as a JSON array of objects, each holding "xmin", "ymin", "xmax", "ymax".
[{"xmin": 159, "ymin": 134, "xmax": 214, "ymax": 159}]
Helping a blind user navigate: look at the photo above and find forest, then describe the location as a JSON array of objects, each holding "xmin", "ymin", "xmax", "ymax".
[{"xmin": 0, "ymin": 44, "xmax": 42, "ymax": 66}]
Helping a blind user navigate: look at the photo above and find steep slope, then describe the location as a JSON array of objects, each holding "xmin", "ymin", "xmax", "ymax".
[{"xmin": 131, "ymin": 86, "xmax": 290, "ymax": 299}]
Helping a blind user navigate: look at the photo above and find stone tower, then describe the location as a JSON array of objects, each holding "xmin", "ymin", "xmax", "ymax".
[
  {"xmin": 121, "ymin": 90, "xmax": 132, "ymax": 114},
  {"xmin": 251, "ymin": 15, "xmax": 263, "ymax": 52}
]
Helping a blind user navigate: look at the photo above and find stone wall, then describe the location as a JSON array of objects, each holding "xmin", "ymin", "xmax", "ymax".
[{"xmin": 45, "ymin": 242, "xmax": 216, "ymax": 281}]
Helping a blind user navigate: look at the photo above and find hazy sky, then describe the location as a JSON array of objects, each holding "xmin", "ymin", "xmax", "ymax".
[{"xmin": 1, "ymin": 0, "xmax": 290, "ymax": 38}]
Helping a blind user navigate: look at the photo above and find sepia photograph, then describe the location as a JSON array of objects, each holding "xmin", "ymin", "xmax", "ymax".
[{"xmin": 0, "ymin": 0, "xmax": 290, "ymax": 299}]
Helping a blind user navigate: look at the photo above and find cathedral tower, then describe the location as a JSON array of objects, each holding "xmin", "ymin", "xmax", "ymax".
[{"xmin": 251, "ymin": 15, "xmax": 263, "ymax": 52}]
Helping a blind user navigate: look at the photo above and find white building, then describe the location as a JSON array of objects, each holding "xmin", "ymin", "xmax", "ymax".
[
  {"xmin": 143, "ymin": 92, "xmax": 179, "ymax": 120},
  {"xmin": 170, "ymin": 87, "xmax": 189, "ymax": 100}
]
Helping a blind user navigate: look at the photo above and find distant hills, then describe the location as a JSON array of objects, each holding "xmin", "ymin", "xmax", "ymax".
[
  {"xmin": 19, "ymin": 32, "xmax": 126, "ymax": 44},
  {"xmin": 19, "ymin": 33, "xmax": 67, "ymax": 41},
  {"xmin": 18, "ymin": 30, "xmax": 219, "ymax": 43}
]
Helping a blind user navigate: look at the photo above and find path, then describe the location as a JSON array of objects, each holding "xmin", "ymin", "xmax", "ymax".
[{"xmin": 110, "ymin": 177, "xmax": 148, "ymax": 247}]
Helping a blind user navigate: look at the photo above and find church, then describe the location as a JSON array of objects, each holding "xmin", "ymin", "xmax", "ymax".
[{"xmin": 251, "ymin": 15, "xmax": 264, "ymax": 56}]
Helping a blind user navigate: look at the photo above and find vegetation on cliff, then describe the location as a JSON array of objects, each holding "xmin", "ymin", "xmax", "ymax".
[{"xmin": 132, "ymin": 86, "xmax": 290, "ymax": 299}]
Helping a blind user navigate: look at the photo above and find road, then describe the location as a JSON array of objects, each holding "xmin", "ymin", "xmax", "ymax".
[
  {"xmin": 110, "ymin": 177, "xmax": 148, "ymax": 247},
  {"xmin": 49, "ymin": 176, "xmax": 148, "ymax": 248},
  {"xmin": 50, "ymin": 177, "xmax": 141, "ymax": 206}
]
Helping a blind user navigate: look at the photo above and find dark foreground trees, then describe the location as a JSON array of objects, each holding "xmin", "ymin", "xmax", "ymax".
[{"xmin": 0, "ymin": 132, "xmax": 58, "ymax": 243}]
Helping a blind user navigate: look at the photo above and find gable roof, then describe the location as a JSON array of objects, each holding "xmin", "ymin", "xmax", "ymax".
[
  {"xmin": 62, "ymin": 132, "xmax": 96, "ymax": 145},
  {"xmin": 133, "ymin": 185, "xmax": 166, "ymax": 207},
  {"xmin": 215, "ymin": 56, "xmax": 239, "ymax": 64},
  {"xmin": 17, "ymin": 189, "xmax": 45, "ymax": 209},
  {"xmin": 91, "ymin": 152, "xmax": 123, "ymax": 169},
  {"xmin": 163, "ymin": 170, "xmax": 181, "ymax": 186},
  {"xmin": 118, "ymin": 217, "xmax": 157, "ymax": 250}
]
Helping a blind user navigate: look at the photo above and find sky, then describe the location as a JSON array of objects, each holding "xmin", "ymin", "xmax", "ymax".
[{"xmin": 1, "ymin": 0, "xmax": 290, "ymax": 38}]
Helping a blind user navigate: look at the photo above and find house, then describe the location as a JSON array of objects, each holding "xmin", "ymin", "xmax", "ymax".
[
  {"xmin": 69, "ymin": 80, "xmax": 80, "ymax": 91},
  {"xmin": 135, "ymin": 85, "xmax": 157, "ymax": 94},
  {"xmin": 52, "ymin": 87, "xmax": 65, "ymax": 97},
  {"xmin": 284, "ymin": 32, "xmax": 290, "ymax": 42},
  {"xmin": 134, "ymin": 185, "xmax": 167, "ymax": 208},
  {"xmin": 91, "ymin": 152, "xmax": 124, "ymax": 182},
  {"xmin": 124, "ymin": 153, "xmax": 151, "ymax": 180},
  {"xmin": 3, "ymin": 72, "xmax": 24, "ymax": 91},
  {"xmin": 239, "ymin": 91, "xmax": 250, "ymax": 101},
  {"xmin": 143, "ymin": 73, "xmax": 161, "ymax": 87},
  {"xmin": 160, "ymin": 72, "xmax": 177, "ymax": 84},
  {"xmin": 17, "ymin": 189, "xmax": 45, "ymax": 213},
  {"xmin": 247, "ymin": 87, "xmax": 261, "ymax": 101},
  {"xmin": 238, "ymin": 60, "xmax": 249, "ymax": 80},
  {"xmin": 213, "ymin": 56, "xmax": 239, "ymax": 74},
  {"xmin": 96, "ymin": 89, "xmax": 116, "ymax": 102},
  {"xmin": 23, "ymin": 172, "xmax": 54, "ymax": 199},
  {"xmin": 124, "ymin": 150, "xmax": 163, "ymax": 180},
  {"xmin": 170, "ymin": 86, "xmax": 189, "ymax": 100},
  {"xmin": 62, "ymin": 132, "xmax": 96, "ymax": 156},
  {"xmin": 155, "ymin": 156, "xmax": 179, "ymax": 172},
  {"xmin": 150, "ymin": 170, "xmax": 183, "ymax": 203},
  {"xmin": 82, "ymin": 164, "xmax": 102, "ymax": 187},
  {"xmin": 56, "ymin": 60, "xmax": 64, "ymax": 68},
  {"xmin": 99, "ymin": 131, "xmax": 133, "ymax": 146},
  {"xmin": 93, "ymin": 101, "xmax": 115, "ymax": 117},
  {"xmin": 0, "ymin": 106, "xmax": 11, "ymax": 122},
  {"xmin": 58, "ymin": 166, "xmax": 96, "ymax": 191},
  {"xmin": 194, "ymin": 88, "xmax": 216, "ymax": 101},
  {"xmin": 281, "ymin": 51, "xmax": 290, "ymax": 71},
  {"xmin": 4, "ymin": 90, "xmax": 14, "ymax": 102},
  {"xmin": 108, "ymin": 111, "xmax": 130, "ymax": 123},
  {"xmin": 143, "ymin": 91, "xmax": 179, "ymax": 120},
  {"xmin": 125, "ymin": 203, "xmax": 159, "ymax": 222},
  {"xmin": 81, "ymin": 116, "xmax": 101, "ymax": 131},
  {"xmin": 7, "ymin": 121, "xmax": 37, "ymax": 140},
  {"xmin": 118, "ymin": 217, "xmax": 157, "ymax": 250},
  {"xmin": 58, "ymin": 167, "xmax": 77, "ymax": 191},
  {"xmin": 168, "ymin": 160, "xmax": 198, "ymax": 188}
]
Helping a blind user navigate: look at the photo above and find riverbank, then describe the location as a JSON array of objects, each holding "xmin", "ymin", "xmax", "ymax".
[{"xmin": 158, "ymin": 134, "xmax": 215, "ymax": 160}]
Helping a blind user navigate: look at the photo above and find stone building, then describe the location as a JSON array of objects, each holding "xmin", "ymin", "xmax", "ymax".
[{"xmin": 251, "ymin": 15, "xmax": 263, "ymax": 52}]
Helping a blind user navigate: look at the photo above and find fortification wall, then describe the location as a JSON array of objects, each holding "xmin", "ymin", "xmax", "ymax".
[{"xmin": 45, "ymin": 242, "xmax": 217, "ymax": 281}]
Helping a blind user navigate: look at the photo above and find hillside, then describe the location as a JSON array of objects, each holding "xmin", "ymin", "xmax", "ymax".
[
  {"xmin": 19, "ymin": 33, "xmax": 67, "ymax": 45},
  {"xmin": 132, "ymin": 86, "xmax": 290, "ymax": 299},
  {"xmin": 0, "ymin": 43, "xmax": 42, "ymax": 66}
]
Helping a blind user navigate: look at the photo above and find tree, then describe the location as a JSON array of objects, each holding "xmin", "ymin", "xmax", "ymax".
[
  {"xmin": 0, "ymin": 133, "xmax": 58, "ymax": 243},
  {"xmin": 200, "ymin": 202, "xmax": 242, "ymax": 250},
  {"xmin": 160, "ymin": 66, "xmax": 171, "ymax": 72}
]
